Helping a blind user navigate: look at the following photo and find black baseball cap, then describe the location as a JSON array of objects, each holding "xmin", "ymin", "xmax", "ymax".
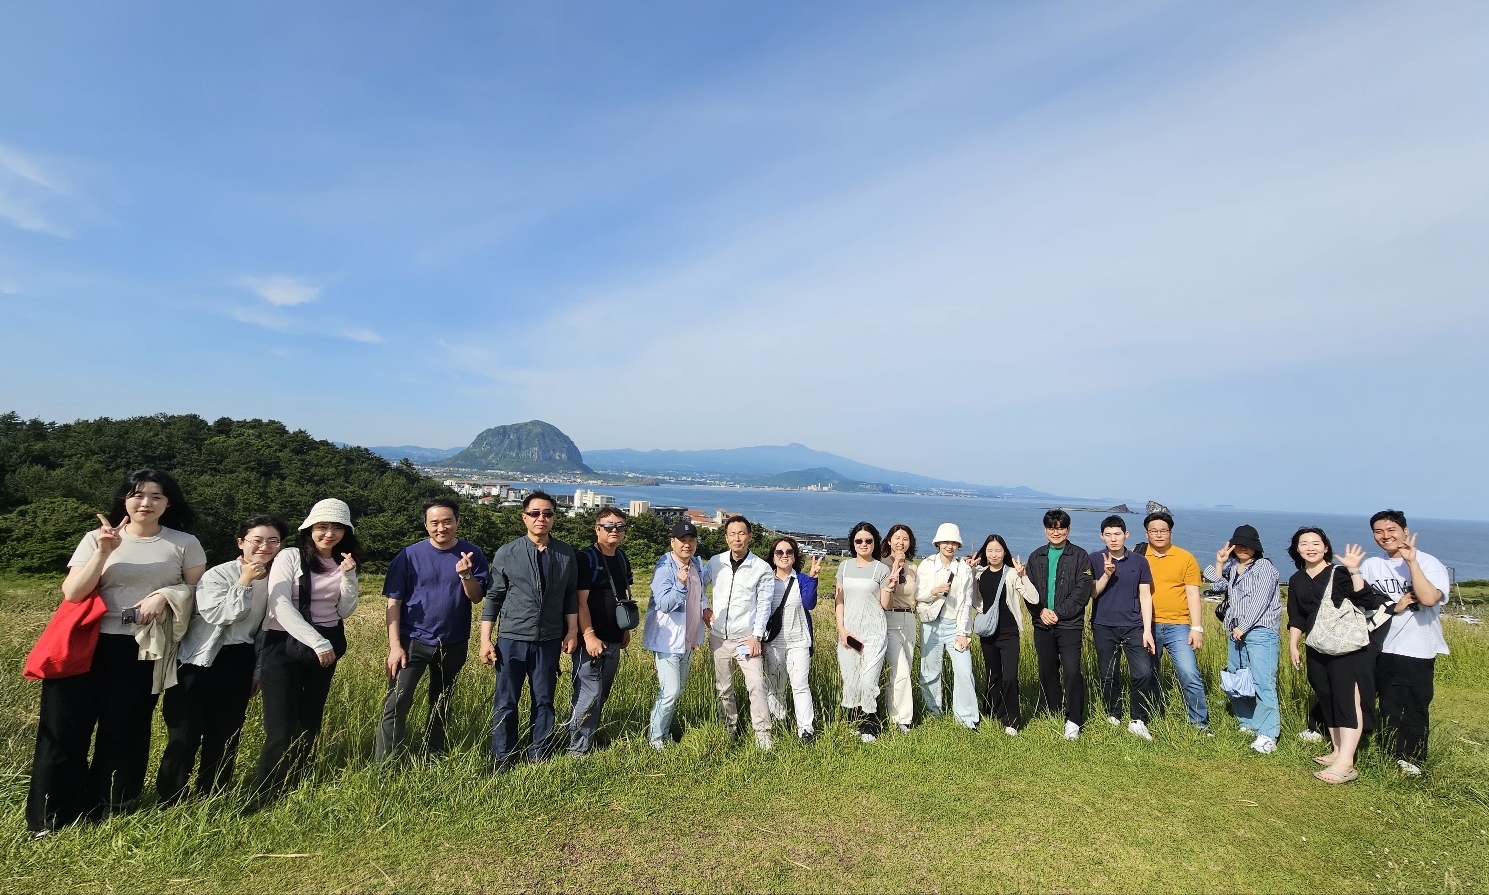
[{"xmin": 670, "ymin": 520, "xmax": 699, "ymax": 539}]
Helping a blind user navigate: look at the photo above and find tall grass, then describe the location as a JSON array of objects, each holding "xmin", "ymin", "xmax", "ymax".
[{"xmin": 1, "ymin": 570, "xmax": 1486, "ymax": 893}]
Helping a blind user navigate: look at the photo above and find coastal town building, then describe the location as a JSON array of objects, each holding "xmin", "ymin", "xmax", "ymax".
[
  {"xmin": 573, "ymin": 489, "xmax": 616, "ymax": 510},
  {"xmin": 627, "ymin": 500, "xmax": 651, "ymax": 517}
]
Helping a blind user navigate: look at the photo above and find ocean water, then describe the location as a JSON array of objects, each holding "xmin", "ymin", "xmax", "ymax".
[{"xmin": 536, "ymin": 483, "xmax": 1489, "ymax": 582}]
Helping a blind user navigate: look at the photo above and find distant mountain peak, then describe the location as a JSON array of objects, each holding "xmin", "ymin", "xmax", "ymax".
[{"xmin": 440, "ymin": 420, "xmax": 592, "ymax": 474}]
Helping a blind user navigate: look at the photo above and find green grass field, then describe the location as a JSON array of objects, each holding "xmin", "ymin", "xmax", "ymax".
[{"xmin": 1, "ymin": 569, "xmax": 1486, "ymax": 893}]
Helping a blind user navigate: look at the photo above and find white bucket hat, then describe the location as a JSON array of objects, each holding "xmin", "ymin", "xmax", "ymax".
[
  {"xmin": 299, "ymin": 498, "xmax": 355, "ymax": 532},
  {"xmin": 932, "ymin": 522, "xmax": 962, "ymax": 546}
]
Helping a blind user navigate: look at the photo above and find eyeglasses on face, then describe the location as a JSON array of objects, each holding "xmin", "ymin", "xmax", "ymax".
[
  {"xmin": 244, "ymin": 538, "xmax": 282, "ymax": 548},
  {"xmin": 1145, "ymin": 526, "xmax": 1170, "ymax": 534},
  {"xmin": 773, "ymin": 549, "xmax": 796, "ymax": 557},
  {"xmin": 524, "ymin": 509, "xmax": 556, "ymax": 519},
  {"xmin": 1045, "ymin": 526, "xmax": 1069, "ymax": 532},
  {"xmin": 597, "ymin": 522, "xmax": 626, "ymax": 532}
]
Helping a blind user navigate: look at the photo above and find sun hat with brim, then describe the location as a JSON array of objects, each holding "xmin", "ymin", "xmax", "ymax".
[
  {"xmin": 299, "ymin": 498, "xmax": 355, "ymax": 533},
  {"xmin": 1227, "ymin": 524, "xmax": 1263, "ymax": 554},
  {"xmin": 932, "ymin": 523, "xmax": 962, "ymax": 546}
]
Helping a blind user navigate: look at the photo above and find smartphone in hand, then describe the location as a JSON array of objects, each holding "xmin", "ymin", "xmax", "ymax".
[
  {"xmin": 845, "ymin": 635, "xmax": 864, "ymax": 653},
  {"xmin": 120, "ymin": 608, "xmax": 139, "ymax": 625}
]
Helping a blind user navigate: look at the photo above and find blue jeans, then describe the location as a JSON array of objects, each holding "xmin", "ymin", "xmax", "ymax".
[
  {"xmin": 919, "ymin": 615, "xmax": 979, "ymax": 728},
  {"xmin": 1226, "ymin": 627, "xmax": 1280, "ymax": 739},
  {"xmin": 649, "ymin": 651, "xmax": 693, "ymax": 746},
  {"xmin": 1152, "ymin": 623, "xmax": 1209, "ymax": 727},
  {"xmin": 491, "ymin": 637, "xmax": 561, "ymax": 764},
  {"xmin": 567, "ymin": 642, "xmax": 621, "ymax": 755}
]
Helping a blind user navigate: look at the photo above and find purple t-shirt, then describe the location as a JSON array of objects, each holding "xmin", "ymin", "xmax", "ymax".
[
  {"xmin": 384, "ymin": 538, "xmax": 490, "ymax": 646},
  {"xmin": 1089, "ymin": 549, "xmax": 1153, "ymax": 628}
]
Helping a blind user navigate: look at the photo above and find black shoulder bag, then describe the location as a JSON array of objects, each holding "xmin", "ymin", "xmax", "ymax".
[
  {"xmin": 284, "ymin": 560, "xmax": 349, "ymax": 668},
  {"xmin": 762, "ymin": 575, "xmax": 796, "ymax": 644},
  {"xmin": 589, "ymin": 546, "xmax": 640, "ymax": 632}
]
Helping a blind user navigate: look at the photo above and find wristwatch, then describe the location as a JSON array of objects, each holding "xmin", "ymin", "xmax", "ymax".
[{"xmin": 459, "ymin": 572, "xmax": 474, "ymax": 581}]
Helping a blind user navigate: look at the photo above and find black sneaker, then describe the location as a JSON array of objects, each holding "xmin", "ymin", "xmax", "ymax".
[{"xmin": 798, "ymin": 730, "xmax": 816, "ymax": 745}]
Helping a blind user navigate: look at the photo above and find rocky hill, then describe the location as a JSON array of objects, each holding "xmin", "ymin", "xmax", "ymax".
[{"xmin": 440, "ymin": 420, "xmax": 593, "ymax": 474}]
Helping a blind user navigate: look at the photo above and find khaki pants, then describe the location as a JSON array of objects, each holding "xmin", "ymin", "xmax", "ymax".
[
  {"xmin": 883, "ymin": 611, "xmax": 917, "ymax": 726},
  {"xmin": 709, "ymin": 633, "xmax": 772, "ymax": 735}
]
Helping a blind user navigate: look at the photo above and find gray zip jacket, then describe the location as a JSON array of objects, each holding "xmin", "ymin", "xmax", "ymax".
[{"xmin": 482, "ymin": 536, "xmax": 579, "ymax": 642}]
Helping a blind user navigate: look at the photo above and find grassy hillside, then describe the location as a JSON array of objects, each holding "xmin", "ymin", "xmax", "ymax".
[{"xmin": 1, "ymin": 567, "xmax": 1486, "ymax": 893}]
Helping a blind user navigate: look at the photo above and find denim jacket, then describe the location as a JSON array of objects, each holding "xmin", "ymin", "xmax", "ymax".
[{"xmin": 643, "ymin": 551, "xmax": 709, "ymax": 654}]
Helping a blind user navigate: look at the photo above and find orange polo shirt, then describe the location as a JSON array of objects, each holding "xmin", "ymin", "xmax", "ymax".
[{"xmin": 1147, "ymin": 546, "xmax": 1201, "ymax": 625}]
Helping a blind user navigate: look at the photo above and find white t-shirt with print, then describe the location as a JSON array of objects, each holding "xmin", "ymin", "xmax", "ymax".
[{"xmin": 1360, "ymin": 550, "xmax": 1451, "ymax": 659}]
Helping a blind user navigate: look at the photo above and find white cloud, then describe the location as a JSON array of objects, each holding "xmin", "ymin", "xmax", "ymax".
[
  {"xmin": 342, "ymin": 327, "xmax": 384, "ymax": 343},
  {"xmin": 0, "ymin": 143, "xmax": 73, "ymax": 237},
  {"xmin": 242, "ymin": 275, "xmax": 321, "ymax": 306}
]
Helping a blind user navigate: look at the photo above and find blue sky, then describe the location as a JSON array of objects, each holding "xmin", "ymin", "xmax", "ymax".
[{"xmin": 2, "ymin": 2, "xmax": 1486, "ymax": 518}]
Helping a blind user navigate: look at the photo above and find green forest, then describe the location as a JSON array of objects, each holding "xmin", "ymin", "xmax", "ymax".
[{"xmin": 0, "ymin": 412, "xmax": 747, "ymax": 576}]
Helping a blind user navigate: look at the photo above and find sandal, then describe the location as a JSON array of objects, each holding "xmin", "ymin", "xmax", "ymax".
[
  {"xmin": 1312, "ymin": 754, "xmax": 1337, "ymax": 766},
  {"xmin": 1314, "ymin": 768, "xmax": 1358, "ymax": 784}
]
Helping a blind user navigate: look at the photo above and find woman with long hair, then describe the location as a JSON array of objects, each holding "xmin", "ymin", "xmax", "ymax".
[
  {"xmin": 879, "ymin": 524, "xmax": 919, "ymax": 733},
  {"xmin": 761, "ymin": 536, "xmax": 821, "ymax": 742},
  {"xmin": 27, "ymin": 469, "xmax": 206, "ymax": 836},
  {"xmin": 157, "ymin": 514, "xmax": 288, "ymax": 804},
  {"xmin": 251, "ymin": 499, "xmax": 360, "ymax": 800},
  {"xmin": 1286, "ymin": 527, "xmax": 1387, "ymax": 783},
  {"xmin": 969, "ymin": 533, "xmax": 1038, "ymax": 735},
  {"xmin": 835, "ymin": 522, "xmax": 891, "ymax": 743}
]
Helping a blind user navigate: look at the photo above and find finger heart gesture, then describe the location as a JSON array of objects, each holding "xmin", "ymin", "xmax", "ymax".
[
  {"xmin": 456, "ymin": 551, "xmax": 474, "ymax": 574},
  {"xmin": 338, "ymin": 553, "xmax": 358, "ymax": 574}
]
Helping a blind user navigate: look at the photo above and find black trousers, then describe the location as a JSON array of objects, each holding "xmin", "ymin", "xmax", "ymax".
[
  {"xmin": 1092, "ymin": 623, "xmax": 1156, "ymax": 724},
  {"xmin": 1031, "ymin": 624, "xmax": 1085, "ymax": 726},
  {"xmin": 978, "ymin": 626, "xmax": 1021, "ymax": 729},
  {"xmin": 252, "ymin": 632, "xmax": 336, "ymax": 798},
  {"xmin": 26, "ymin": 633, "xmax": 158, "ymax": 833},
  {"xmin": 156, "ymin": 642, "xmax": 257, "ymax": 804},
  {"xmin": 375, "ymin": 637, "xmax": 468, "ymax": 759},
  {"xmin": 1377, "ymin": 652, "xmax": 1435, "ymax": 765}
]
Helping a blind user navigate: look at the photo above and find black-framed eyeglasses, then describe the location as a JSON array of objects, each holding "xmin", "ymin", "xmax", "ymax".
[
  {"xmin": 524, "ymin": 510, "xmax": 556, "ymax": 519},
  {"xmin": 597, "ymin": 522, "xmax": 626, "ymax": 532}
]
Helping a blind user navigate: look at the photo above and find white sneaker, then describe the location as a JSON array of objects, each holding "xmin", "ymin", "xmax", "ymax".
[
  {"xmin": 1107, "ymin": 715, "xmax": 1121, "ymax": 727},
  {"xmin": 1298, "ymin": 729, "xmax": 1325, "ymax": 743},
  {"xmin": 896, "ymin": 724, "xmax": 911, "ymax": 734},
  {"xmin": 1064, "ymin": 721, "xmax": 1080, "ymax": 740},
  {"xmin": 1250, "ymin": 734, "xmax": 1277, "ymax": 754},
  {"xmin": 860, "ymin": 732, "xmax": 878, "ymax": 744},
  {"xmin": 1128, "ymin": 719, "xmax": 1153, "ymax": 741},
  {"xmin": 1397, "ymin": 759, "xmax": 1422, "ymax": 777},
  {"xmin": 1003, "ymin": 726, "xmax": 1019, "ymax": 737},
  {"xmin": 649, "ymin": 739, "xmax": 667, "ymax": 751},
  {"xmin": 755, "ymin": 732, "xmax": 773, "ymax": 751}
]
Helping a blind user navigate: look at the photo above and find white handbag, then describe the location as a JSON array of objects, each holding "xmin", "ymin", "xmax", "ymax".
[{"xmin": 1306, "ymin": 566, "xmax": 1370, "ymax": 656}]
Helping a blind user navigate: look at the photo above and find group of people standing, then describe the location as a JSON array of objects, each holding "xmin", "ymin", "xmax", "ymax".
[{"xmin": 23, "ymin": 469, "xmax": 1452, "ymax": 837}]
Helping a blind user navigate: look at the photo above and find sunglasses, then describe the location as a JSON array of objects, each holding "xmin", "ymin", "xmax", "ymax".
[
  {"xmin": 524, "ymin": 510, "xmax": 556, "ymax": 519},
  {"xmin": 853, "ymin": 538, "xmax": 875, "ymax": 545},
  {"xmin": 597, "ymin": 522, "xmax": 626, "ymax": 532},
  {"xmin": 773, "ymin": 549, "xmax": 796, "ymax": 557}
]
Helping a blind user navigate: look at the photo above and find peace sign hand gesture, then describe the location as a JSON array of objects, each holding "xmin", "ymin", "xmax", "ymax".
[
  {"xmin": 1011, "ymin": 555, "xmax": 1026, "ymax": 578},
  {"xmin": 1102, "ymin": 552, "xmax": 1116, "ymax": 577},
  {"xmin": 455, "ymin": 551, "xmax": 475, "ymax": 575},
  {"xmin": 96, "ymin": 513, "xmax": 126, "ymax": 556},
  {"xmin": 1398, "ymin": 532, "xmax": 1420, "ymax": 564},
  {"xmin": 807, "ymin": 555, "xmax": 823, "ymax": 578},
  {"xmin": 1216, "ymin": 544, "xmax": 1234, "ymax": 568}
]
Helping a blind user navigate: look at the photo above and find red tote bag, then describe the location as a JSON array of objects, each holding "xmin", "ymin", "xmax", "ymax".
[{"xmin": 24, "ymin": 590, "xmax": 108, "ymax": 681}]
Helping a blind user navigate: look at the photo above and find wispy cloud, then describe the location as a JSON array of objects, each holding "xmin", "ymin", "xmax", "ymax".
[
  {"xmin": 0, "ymin": 143, "xmax": 73, "ymax": 237},
  {"xmin": 242, "ymin": 275, "xmax": 321, "ymax": 306},
  {"xmin": 342, "ymin": 327, "xmax": 384, "ymax": 343}
]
